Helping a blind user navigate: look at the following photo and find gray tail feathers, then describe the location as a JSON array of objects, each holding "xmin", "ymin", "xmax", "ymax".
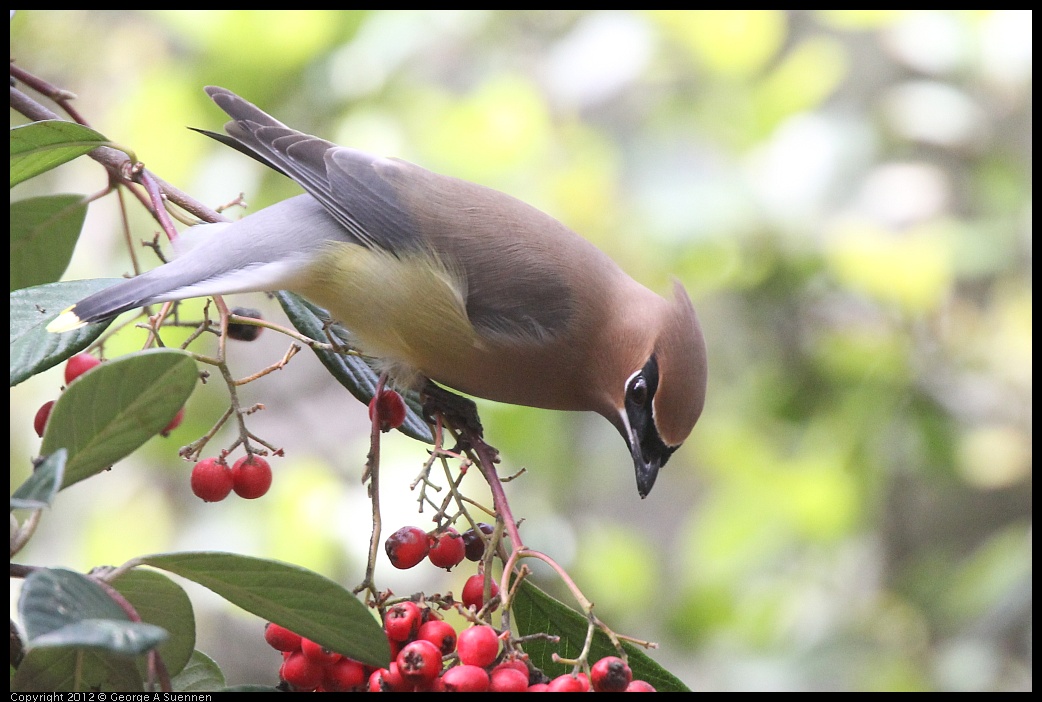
[{"xmin": 58, "ymin": 267, "xmax": 203, "ymax": 328}]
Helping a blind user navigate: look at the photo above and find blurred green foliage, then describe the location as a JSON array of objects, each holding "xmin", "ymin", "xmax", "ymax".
[{"xmin": 11, "ymin": 10, "xmax": 1031, "ymax": 691}]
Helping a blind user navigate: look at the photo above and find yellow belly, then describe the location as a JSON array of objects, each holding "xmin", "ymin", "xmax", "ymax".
[{"xmin": 293, "ymin": 243, "xmax": 480, "ymax": 387}]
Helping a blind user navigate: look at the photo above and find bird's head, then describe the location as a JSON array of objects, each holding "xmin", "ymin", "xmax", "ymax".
[{"xmin": 610, "ymin": 281, "xmax": 706, "ymax": 498}]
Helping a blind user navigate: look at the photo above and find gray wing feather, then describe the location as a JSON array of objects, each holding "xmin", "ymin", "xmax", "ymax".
[
  {"xmin": 206, "ymin": 86, "xmax": 422, "ymax": 255},
  {"xmin": 203, "ymin": 86, "xmax": 576, "ymax": 343}
]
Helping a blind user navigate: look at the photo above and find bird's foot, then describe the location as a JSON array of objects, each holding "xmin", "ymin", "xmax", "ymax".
[{"xmin": 421, "ymin": 381, "xmax": 497, "ymax": 457}]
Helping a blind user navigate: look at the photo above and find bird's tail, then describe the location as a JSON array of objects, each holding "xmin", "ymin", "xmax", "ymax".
[{"xmin": 46, "ymin": 264, "xmax": 212, "ymax": 333}]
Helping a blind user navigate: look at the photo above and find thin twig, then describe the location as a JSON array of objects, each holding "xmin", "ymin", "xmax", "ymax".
[{"xmin": 10, "ymin": 75, "xmax": 225, "ymax": 225}]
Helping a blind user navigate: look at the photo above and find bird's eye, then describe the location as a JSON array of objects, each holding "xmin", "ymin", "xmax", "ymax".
[{"xmin": 627, "ymin": 374, "xmax": 648, "ymax": 407}]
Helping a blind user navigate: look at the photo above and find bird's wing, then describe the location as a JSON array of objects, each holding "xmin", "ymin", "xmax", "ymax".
[
  {"xmin": 205, "ymin": 86, "xmax": 423, "ymax": 255},
  {"xmin": 204, "ymin": 86, "xmax": 576, "ymax": 344}
]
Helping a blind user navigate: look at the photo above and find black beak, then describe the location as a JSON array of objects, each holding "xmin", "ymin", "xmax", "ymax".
[
  {"xmin": 617, "ymin": 355, "xmax": 677, "ymax": 498},
  {"xmin": 627, "ymin": 423, "xmax": 664, "ymax": 498},
  {"xmin": 611, "ymin": 408, "xmax": 677, "ymax": 499}
]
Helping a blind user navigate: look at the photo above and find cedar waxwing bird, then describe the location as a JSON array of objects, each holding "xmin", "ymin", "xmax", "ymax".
[{"xmin": 47, "ymin": 86, "xmax": 708, "ymax": 498}]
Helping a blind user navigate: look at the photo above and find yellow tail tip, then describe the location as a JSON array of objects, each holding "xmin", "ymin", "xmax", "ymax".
[{"xmin": 46, "ymin": 308, "xmax": 86, "ymax": 333}]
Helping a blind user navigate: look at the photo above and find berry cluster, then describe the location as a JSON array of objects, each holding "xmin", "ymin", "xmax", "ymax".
[
  {"xmin": 265, "ymin": 606, "xmax": 656, "ymax": 692},
  {"xmin": 386, "ymin": 523, "xmax": 495, "ymax": 571},
  {"xmin": 385, "ymin": 524, "xmax": 501, "ymax": 611},
  {"xmin": 265, "ymin": 623, "xmax": 369, "ymax": 691},
  {"xmin": 33, "ymin": 353, "xmax": 184, "ymax": 438},
  {"xmin": 190, "ymin": 455, "xmax": 273, "ymax": 502}
]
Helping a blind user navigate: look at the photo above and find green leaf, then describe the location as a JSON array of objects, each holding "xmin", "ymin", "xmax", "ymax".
[
  {"xmin": 10, "ymin": 278, "xmax": 122, "ymax": 387},
  {"xmin": 111, "ymin": 569, "xmax": 196, "ymax": 678},
  {"xmin": 10, "ymin": 194, "xmax": 89, "ymax": 291},
  {"xmin": 514, "ymin": 579, "xmax": 690, "ymax": 692},
  {"xmin": 10, "ymin": 120, "xmax": 110, "ymax": 187},
  {"xmin": 11, "ymin": 646, "xmax": 144, "ymax": 693},
  {"xmin": 170, "ymin": 650, "xmax": 226, "ymax": 692},
  {"xmin": 31, "ymin": 620, "xmax": 168, "ymax": 653},
  {"xmin": 21, "ymin": 568, "xmax": 126, "ymax": 637},
  {"xmin": 19, "ymin": 567, "xmax": 168, "ymax": 655},
  {"xmin": 10, "ymin": 448, "xmax": 66, "ymax": 510},
  {"xmin": 40, "ymin": 349, "xmax": 198, "ymax": 488},
  {"xmin": 138, "ymin": 551, "xmax": 391, "ymax": 668},
  {"xmin": 277, "ymin": 291, "xmax": 434, "ymax": 444}
]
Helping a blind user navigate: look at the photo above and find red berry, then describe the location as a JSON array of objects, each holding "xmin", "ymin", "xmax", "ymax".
[
  {"xmin": 547, "ymin": 672, "xmax": 590, "ymax": 692},
  {"xmin": 64, "ymin": 353, "xmax": 101, "ymax": 385},
  {"xmin": 368, "ymin": 662, "xmax": 407, "ymax": 692},
  {"xmin": 427, "ymin": 527, "xmax": 466, "ymax": 570},
  {"xmin": 301, "ymin": 637, "xmax": 342, "ymax": 666},
  {"xmin": 490, "ymin": 666, "xmax": 529, "ymax": 692},
  {"xmin": 396, "ymin": 639, "xmax": 443, "ymax": 685},
  {"xmin": 417, "ymin": 619, "xmax": 457, "ymax": 656},
  {"xmin": 369, "ymin": 389, "xmax": 407, "ymax": 432},
  {"xmin": 322, "ymin": 657, "xmax": 368, "ymax": 692},
  {"xmin": 461, "ymin": 573, "xmax": 500, "ymax": 612},
  {"xmin": 423, "ymin": 676, "xmax": 446, "ymax": 693},
  {"xmin": 462, "ymin": 522, "xmax": 495, "ymax": 561},
  {"xmin": 493, "ymin": 657, "xmax": 529, "ymax": 675},
  {"xmin": 626, "ymin": 679, "xmax": 657, "ymax": 692},
  {"xmin": 160, "ymin": 406, "xmax": 185, "ymax": 437},
  {"xmin": 527, "ymin": 682, "xmax": 550, "ymax": 691},
  {"xmin": 33, "ymin": 400, "xmax": 55, "ymax": 438},
  {"xmin": 281, "ymin": 651, "xmax": 324, "ymax": 690},
  {"xmin": 231, "ymin": 455, "xmax": 272, "ymax": 499},
  {"xmin": 264, "ymin": 622, "xmax": 302, "ymax": 652},
  {"xmin": 456, "ymin": 625, "xmax": 500, "ymax": 668},
  {"xmin": 591, "ymin": 655, "xmax": 633, "ymax": 692},
  {"xmin": 384, "ymin": 601, "xmax": 423, "ymax": 643},
  {"xmin": 440, "ymin": 664, "xmax": 490, "ymax": 692},
  {"xmin": 385, "ymin": 526, "xmax": 430, "ymax": 569},
  {"xmin": 190, "ymin": 458, "xmax": 233, "ymax": 502}
]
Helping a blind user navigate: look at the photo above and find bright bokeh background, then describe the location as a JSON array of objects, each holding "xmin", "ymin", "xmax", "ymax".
[{"xmin": 10, "ymin": 10, "xmax": 1031, "ymax": 691}]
